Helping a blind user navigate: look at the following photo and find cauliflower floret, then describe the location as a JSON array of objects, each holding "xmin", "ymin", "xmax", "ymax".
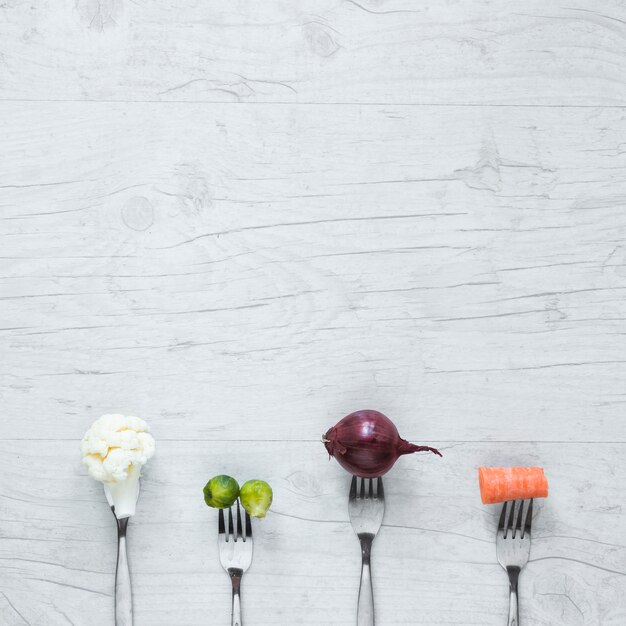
[{"xmin": 81, "ymin": 414, "xmax": 155, "ymax": 483}]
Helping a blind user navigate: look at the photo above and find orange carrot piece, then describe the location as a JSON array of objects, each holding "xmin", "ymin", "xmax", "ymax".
[{"xmin": 478, "ymin": 466, "xmax": 548, "ymax": 504}]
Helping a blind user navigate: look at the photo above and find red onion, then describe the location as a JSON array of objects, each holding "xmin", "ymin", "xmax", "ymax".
[{"xmin": 322, "ymin": 409, "xmax": 442, "ymax": 478}]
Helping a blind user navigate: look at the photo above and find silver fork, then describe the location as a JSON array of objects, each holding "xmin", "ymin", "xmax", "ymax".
[
  {"xmin": 496, "ymin": 499, "xmax": 533, "ymax": 626},
  {"xmin": 348, "ymin": 476, "xmax": 385, "ymax": 626},
  {"xmin": 218, "ymin": 503, "xmax": 253, "ymax": 626},
  {"xmin": 104, "ymin": 486, "xmax": 133, "ymax": 626}
]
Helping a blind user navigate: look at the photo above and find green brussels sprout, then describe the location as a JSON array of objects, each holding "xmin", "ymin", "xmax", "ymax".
[
  {"xmin": 203, "ymin": 475, "xmax": 240, "ymax": 509},
  {"xmin": 239, "ymin": 479, "xmax": 273, "ymax": 518}
]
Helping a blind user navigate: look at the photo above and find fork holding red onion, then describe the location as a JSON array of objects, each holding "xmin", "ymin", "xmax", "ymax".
[{"xmin": 322, "ymin": 409, "xmax": 442, "ymax": 478}]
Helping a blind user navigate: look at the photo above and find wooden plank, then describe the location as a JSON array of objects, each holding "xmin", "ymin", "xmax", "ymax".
[
  {"xmin": 0, "ymin": 440, "xmax": 623, "ymax": 625},
  {"xmin": 2, "ymin": 102, "xmax": 626, "ymax": 442},
  {"xmin": 1, "ymin": 1, "xmax": 626, "ymax": 105}
]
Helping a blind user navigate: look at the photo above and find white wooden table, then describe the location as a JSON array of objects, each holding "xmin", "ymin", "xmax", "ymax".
[{"xmin": 1, "ymin": 2, "xmax": 625, "ymax": 624}]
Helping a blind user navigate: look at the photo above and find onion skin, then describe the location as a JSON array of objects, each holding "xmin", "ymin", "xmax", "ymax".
[{"xmin": 323, "ymin": 409, "xmax": 442, "ymax": 478}]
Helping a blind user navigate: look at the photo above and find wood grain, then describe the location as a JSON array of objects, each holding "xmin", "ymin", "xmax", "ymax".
[
  {"xmin": 1, "ymin": 1, "xmax": 626, "ymax": 105},
  {"xmin": 1, "ymin": 2, "xmax": 626, "ymax": 624},
  {"xmin": 2, "ymin": 103, "xmax": 626, "ymax": 442}
]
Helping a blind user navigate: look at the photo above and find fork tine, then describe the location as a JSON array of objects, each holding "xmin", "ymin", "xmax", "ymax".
[
  {"xmin": 227, "ymin": 506, "xmax": 234, "ymax": 541},
  {"xmin": 236, "ymin": 501, "xmax": 243, "ymax": 541},
  {"xmin": 506, "ymin": 500, "xmax": 517, "ymax": 538},
  {"xmin": 368, "ymin": 478, "xmax": 374, "ymax": 498},
  {"xmin": 377, "ymin": 477, "xmax": 384, "ymax": 499},
  {"xmin": 498, "ymin": 501, "xmax": 508, "ymax": 532},
  {"xmin": 514, "ymin": 500, "xmax": 524, "ymax": 538},
  {"xmin": 523, "ymin": 499, "xmax": 533, "ymax": 538},
  {"xmin": 218, "ymin": 508, "xmax": 225, "ymax": 536},
  {"xmin": 359, "ymin": 477, "xmax": 365, "ymax": 499},
  {"xmin": 245, "ymin": 511, "xmax": 252, "ymax": 540},
  {"xmin": 349, "ymin": 475, "xmax": 357, "ymax": 500}
]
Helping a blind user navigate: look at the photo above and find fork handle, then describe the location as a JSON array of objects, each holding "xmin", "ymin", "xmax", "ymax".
[
  {"xmin": 230, "ymin": 569, "xmax": 243, "ymax": 626},
  {"xmin": 357, "ymin": 535, "xmax": 375, "ymax": 626},
  {"xmin": 506, "ymin": 566, "xmax": 520, "ymax": 626},
  {"xmin": 115, "ymin": 517, "xmax": 133, "ymax": 626}
]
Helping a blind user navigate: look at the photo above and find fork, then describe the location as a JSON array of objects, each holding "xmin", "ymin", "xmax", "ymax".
[
  {"xmin": 218, "ymin": 502, "xmax": 253, "ymax": 626},
  {"xmin": 104, "ymin": 484, "xmax": 135, "ymax": 626},
  {"xmin": 348, "ymin": 476, "xmax": 385, "ymax": 626},
  {"xmin": 496, "ymin": 499, "xmax": 533, "ymax": 626}
]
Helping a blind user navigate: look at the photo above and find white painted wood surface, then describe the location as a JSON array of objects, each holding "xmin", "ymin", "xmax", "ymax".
[
  {"xmin": 1, "ymin": 2, "xmax": 625, "ymax": 625},
  {"xmin": 3, "ymin": 1, "xmax": 626, "ymax": 105}
]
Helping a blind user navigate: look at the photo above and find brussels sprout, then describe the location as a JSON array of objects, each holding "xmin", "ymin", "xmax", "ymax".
[
  {"xmin": 203, "ymin": 475, "xmax": 240, "ymax": 509},
  {"xmin": 239, "ymin": 479, "xmax": 273, "ymax": 518}
]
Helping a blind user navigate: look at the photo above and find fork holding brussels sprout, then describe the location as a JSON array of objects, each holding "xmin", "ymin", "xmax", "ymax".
[{"xmin": 203, "ymin": 474, "xmax": 273, "ymax": 518}]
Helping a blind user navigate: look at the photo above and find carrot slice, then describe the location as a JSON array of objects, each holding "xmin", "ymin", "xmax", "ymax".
[{"xmin": 478, "ymin": 466, "xmax": 548, "ymax": 504}]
